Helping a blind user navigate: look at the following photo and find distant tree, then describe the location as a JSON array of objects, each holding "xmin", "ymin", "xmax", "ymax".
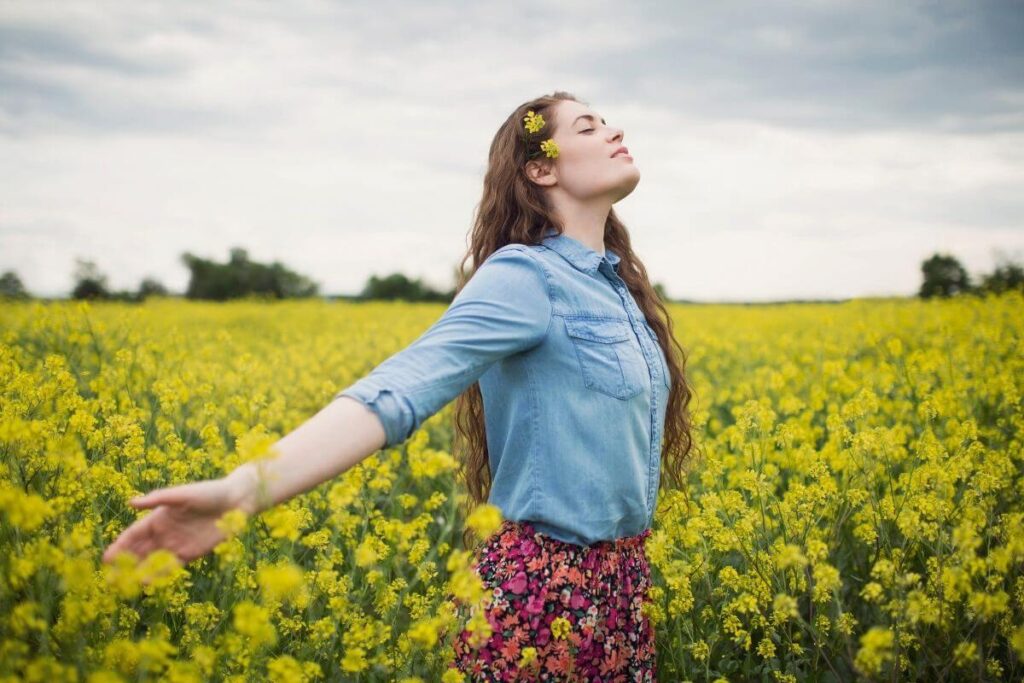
[
  {"xmin": 0, "ymin": 270, "xmax": 30, "ymax": 300},
  {"xmin": 138, "ymin": 277, "xmax": 169, "ymax": 299},
  {"xmin": 359, "ymin": 273, "xmax": 450, "ymax": 302},
  {"xmin": 180, "ymin": 247, "xmax": 319, "ymax": 300},
  {"xmin": 977, "ymin": 254, "xmax": 1024, "ymax": 295},
  {"xmin": 918, "ymin": 253, "xmax": 972, "ymax": 299},
  {"xmin": 71, "ymin": 259, "xmax": 110, "ymax": 300},
  {"xmin": 653, "ymin": 282, "xmax": 669, "ymax": 302}
]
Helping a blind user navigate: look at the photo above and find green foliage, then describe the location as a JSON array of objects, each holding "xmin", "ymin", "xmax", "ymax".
[
  {"xmin": 71, "ymin": 258, "xmax": 111, "ymax": 300},
  {"xmin": 919, "ymin": 251, "xmax": 1024, "ymax": 300},
  {"xmin": 358, "ymin": 273, "xmax": 453, "ymax": 303},
  {"xmin": 918, "ymin": 253, "xmax": 971, "ymax": 298},
  {"xmin": 181, "ymin": 247, "xmax": 319, "ymax": 301},
  {"xmin": 0, "ymin": 271, "xmax": 29, "ymax": 300},
  {"xmin": 978, "ymin": 257, "xmax": 1024, "ymax": 295},
  {"xmin": 69, "ymin": 259, "xmax": 171, "ymax": 303},
  {"xmin": 138, "ymin": 277, "xmax": 169, "ymax": 299}
]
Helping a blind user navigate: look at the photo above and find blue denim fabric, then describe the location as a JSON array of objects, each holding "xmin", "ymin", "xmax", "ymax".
[{"xmin": 335, "ymin": 226, "xmax": 670, "ymax": 546}]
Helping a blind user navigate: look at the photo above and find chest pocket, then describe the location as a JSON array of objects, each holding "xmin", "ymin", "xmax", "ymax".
[{"xmin": 564, "ymin": 317, "xmax": 644, "ymax": 400}]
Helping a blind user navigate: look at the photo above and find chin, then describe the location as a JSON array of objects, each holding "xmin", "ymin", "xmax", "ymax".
[{"xmin": 617, "ymin": 171, "xmax": 641, "ymax": 197}]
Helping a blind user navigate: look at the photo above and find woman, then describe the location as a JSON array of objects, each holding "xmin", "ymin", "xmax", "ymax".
[{"xmin": 102, "ymin": 91, "xmax": 697, "ymax": 681}]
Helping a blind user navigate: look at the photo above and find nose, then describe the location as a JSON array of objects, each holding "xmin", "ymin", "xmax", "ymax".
[{"xmin": 607, "ymin": 126, "xmax": 624, "ymax": 143}]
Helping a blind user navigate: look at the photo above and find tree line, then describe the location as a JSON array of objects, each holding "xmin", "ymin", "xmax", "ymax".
[
  {"xmin": 0, "ymin": 247, "xmax": 1019, "ymax": 303},
  {"xmin": 0, "ymin": 247, "xmax": 449, "ymax": 303}
]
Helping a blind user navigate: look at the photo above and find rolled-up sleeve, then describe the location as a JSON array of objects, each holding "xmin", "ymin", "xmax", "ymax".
[{"xmin": 334, "ymin": 245, "xmax": 552, "ymax": 448}]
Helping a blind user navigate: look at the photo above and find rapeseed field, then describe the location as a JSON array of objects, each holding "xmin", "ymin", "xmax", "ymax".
[{"xmin": 1, "ymin": 293, "xmax": 1022, "ymax": 681}]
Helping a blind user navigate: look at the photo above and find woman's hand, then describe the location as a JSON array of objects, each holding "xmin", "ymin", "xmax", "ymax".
[{"xmin": 101, "ymin": 474, "xmax": 256, "ymax": 568}]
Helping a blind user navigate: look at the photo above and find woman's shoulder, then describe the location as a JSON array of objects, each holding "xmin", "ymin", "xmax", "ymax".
[
  {"xmin": 497, "ymin": 238, "xmax": 562, "ymax": 262},
  {"xmin": 483, "ymin": 242, "xmax": 548, "ymax": 268},
  {"xmin": 471, "ymin": 243, "xmax": 551, "ymax": 296}
]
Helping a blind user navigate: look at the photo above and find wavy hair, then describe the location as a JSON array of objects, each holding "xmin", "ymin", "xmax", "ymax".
[{"xmin": 452, "ymin": 91, "xmax": 700, "ymax": 551}]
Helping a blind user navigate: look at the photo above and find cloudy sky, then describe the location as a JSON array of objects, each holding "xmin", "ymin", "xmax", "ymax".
[{"xmin": 2, "ymin": 0, "xmax": 1022, "ymax": 302}]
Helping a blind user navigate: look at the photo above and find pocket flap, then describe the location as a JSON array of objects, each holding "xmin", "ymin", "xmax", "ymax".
[{"xmin": 563, "ymin": 317, "xmax": 631, "ymax": 343}]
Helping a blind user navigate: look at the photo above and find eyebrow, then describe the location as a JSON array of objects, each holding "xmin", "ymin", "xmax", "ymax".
[{"xmin": 573, "ymin": 114, "xmax": 606, "ymax": 126}]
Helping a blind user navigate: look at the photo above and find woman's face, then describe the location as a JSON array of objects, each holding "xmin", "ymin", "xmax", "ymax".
[{"xmin": 542, "ymin": 99, "xmax": 640, "ymax": 203}]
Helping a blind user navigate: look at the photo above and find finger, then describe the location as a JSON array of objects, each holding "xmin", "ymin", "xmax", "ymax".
[
  {"xmin": 109, "ymin": 534, "xmax": 161, "ymax": 568},
  {"xmin": 103, "ymin": 530, "xmax": 147, "ymax": 564},
  {"xmin": 103, "ymin": 513, "xmax": 157, "ymax": 563},
  {"xmin": 103, "ymin": 542, "xmax": 141, "ymax": 565},
  {"xmin": 102, "ymin": 532, "xmax": 132, "ymax": 564},
  {"xmin": 130, "ymin": 486, "xmax": 187, "ymax": 509}
]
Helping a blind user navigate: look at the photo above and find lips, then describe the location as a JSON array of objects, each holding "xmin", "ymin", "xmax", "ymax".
[{"xmin": 611, "ymin": 145, "xmax": 630, "ymax": 158}]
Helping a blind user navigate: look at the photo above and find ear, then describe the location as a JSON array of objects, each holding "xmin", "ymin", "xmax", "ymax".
[{"xmin": 524, "ymin": 158, "xmax": 557, "ymax": 188}]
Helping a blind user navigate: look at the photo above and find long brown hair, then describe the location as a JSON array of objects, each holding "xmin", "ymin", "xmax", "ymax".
[{"xmin": 452, "ymin": 91, "xmax": 700, "ymax": 551}]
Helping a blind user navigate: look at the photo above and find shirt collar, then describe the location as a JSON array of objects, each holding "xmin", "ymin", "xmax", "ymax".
[{"xmin": 541, "ymin": 226, "xmax": 621, "ymax": 275}]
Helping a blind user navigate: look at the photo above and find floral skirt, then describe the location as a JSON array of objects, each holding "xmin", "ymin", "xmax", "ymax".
[{"xmin": 445, "ymin": 519, "xmax": 656, "ymax": 682}]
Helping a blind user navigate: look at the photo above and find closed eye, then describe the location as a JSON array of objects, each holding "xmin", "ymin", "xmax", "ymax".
[{"xmin": 580, "ymin": 128, "xmax": 594, "ymax": 133}]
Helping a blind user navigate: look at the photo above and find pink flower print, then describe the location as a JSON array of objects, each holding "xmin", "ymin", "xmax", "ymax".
[
  {"xmin": 505, "ymin": 571, "xmax": 528, "ymax": 595},
  {"xmin": 449, "ymin": 520, "xmax": 656, "ymax": 681},
  {"xmin": 525, "ymin": 593, "xmax": 545, "ymax": 615}
]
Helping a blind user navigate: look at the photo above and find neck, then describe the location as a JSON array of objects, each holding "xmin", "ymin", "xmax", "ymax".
[{"xmin": 548, "ymin": 200, "xmax": 611, "ymax": 256}]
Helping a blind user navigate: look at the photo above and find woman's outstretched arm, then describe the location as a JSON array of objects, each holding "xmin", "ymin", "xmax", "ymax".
[
  {"xmin": 225, "ymin": 395, "xmax": 386, "ymax": 515},
  {"xmin": 101, "ymin": 397, "xmax": 386, "ymax": 567}
]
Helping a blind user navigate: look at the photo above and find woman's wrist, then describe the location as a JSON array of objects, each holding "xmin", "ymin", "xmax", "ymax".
[{"xmin": 224, "ymin": 462, "xmax": 272, "ymax": 516}]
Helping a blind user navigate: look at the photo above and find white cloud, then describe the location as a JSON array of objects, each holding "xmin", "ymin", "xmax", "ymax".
[{"xmin": 1, "ymin": 0, "xmax": 1022, "ymax": 300}]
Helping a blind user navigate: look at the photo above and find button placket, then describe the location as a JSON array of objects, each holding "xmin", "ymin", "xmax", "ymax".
[{"xmin": 605, "ymin": 269, "xmax": 661, "ymax": 519}]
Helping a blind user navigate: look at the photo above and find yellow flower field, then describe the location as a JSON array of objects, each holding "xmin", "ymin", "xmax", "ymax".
[{"xmin": 1, "ymin": 293, "xmax": 1022, "ymax": 681}]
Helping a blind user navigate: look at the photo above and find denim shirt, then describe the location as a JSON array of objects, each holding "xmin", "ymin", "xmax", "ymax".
[{"xmin": 335, "ymin": 226, "xmax": 670, "ymax": 546}]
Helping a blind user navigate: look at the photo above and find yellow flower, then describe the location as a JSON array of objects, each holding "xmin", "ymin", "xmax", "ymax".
[
  {"xmin": 523, "ymin": 110, "xmax": 545, "ymax": 134},
  {"xmin": 855, "ymin": 626, "xmax": 894, "ymax": 676},
  {"xmin": 135, "ymin": 549, "xmax": 186, "ymax": 590},
  {"xmin": 464, "ymin": 607, "xmax": 493, "ymax": 649},
  {"xmin": 953, "ymin": 641, "xmax": 978, "ymax": 668},
  {"xmin": 262, "ymin": 505, "xmax": 307, "ymax": 542},
  {"xmin": 407, "ymin": 616, "xmax": 442, "ymax": 649},
  {"xmin": 354, "ymin": 537, "xmax": 379, "ymax": 568},
  {"xmin": 103, "ymin": 551, "xmax": 143, "ymax": 599},
  {"xmin": 465, "ymin": 503, "xmax": 503, "ymax": 537},
  {"xmin": 519, "ymin": 645, "xmax": 538, "ymax": 668},
  {"xmin": 523, "ymin": 109, "xmax": 559, "ymax": 159},
  {"xmin": 550, "ymin": 615, "xmax": 572, "ymax": 640},
  {"xmin": 233, "ymin": 600, "xmax": 278, "ymax": 649},
  {"xmin": 340, "ymin": 645, "xmax": 368, "ymax": 673},
  {"xmin": 268, "ymin": 654, "xmax": 321, "ymax": 683},
  {"xmin": 216, "ymin": 508, "xmax": 249, "ymax": 537},
  {"xmin": 774, "ymin": 543, "xmax": 808, "ymax": 570},
  {"xmin": 257, "ymin": 561, "xmax": 306, "ymax": 604},
  {"xmin": 757, "ymin": 636, "xmax": 776, "ymax": 660},
  {"xmin": 0, "ymin": 484, "xmax": 54, "ymax": 532},
  {"xmin": 772, "ymin": 594, "xmax": 799, "ymax": 624}
]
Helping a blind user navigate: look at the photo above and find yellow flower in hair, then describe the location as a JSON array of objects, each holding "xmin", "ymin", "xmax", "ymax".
[
  {"xmin": 524, "ymin": 110, "xmax": 545, "ymax": 133},
  {"xmin": 523, "ymin": 109, "xmax": 559, "ymax": 159}
]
